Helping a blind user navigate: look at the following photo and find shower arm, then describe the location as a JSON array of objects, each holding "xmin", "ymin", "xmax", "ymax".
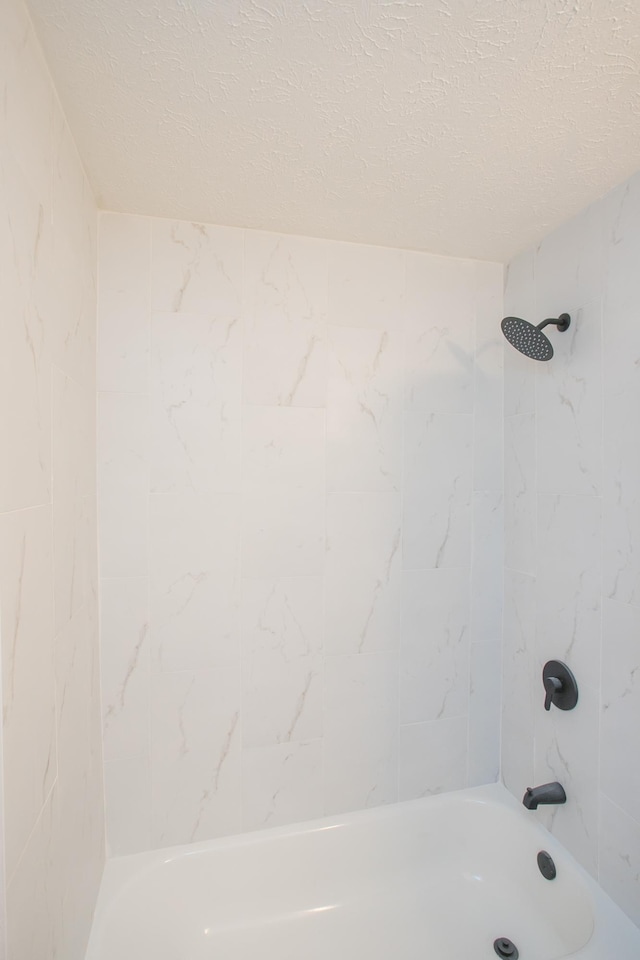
[{"xmin": 537, "ymin": 314, "xmax": 571, "ymax": 332}]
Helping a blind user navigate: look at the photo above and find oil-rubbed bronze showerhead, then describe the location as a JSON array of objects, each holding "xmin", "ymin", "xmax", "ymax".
[{"xmin": 501, "ymin": 314, "xmax": 571, "ymax": 361}]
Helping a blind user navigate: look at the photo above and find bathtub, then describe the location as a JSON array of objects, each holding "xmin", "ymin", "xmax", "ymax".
[{"xmin": 85, "ymin": 783, "xmax": 640, "ymax": 959}]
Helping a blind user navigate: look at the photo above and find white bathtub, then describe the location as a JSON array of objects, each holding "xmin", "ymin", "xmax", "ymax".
[{"xmin": 86, "ymin": 783, "xmax": 640, "ymax": 960}]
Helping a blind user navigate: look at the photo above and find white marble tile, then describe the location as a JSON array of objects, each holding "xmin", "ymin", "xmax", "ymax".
[
  {"xmin": 6, "ymin": 791, "xmax": 56, "ymax": 960},
  {"xmin": 501, "ymin": 569, "xmax": 536, "ymax": 797},
  {"xmin": 242, "ymin": 577, "xmax": 323, "ymax": 748},
  {"xmin": 399, "ymin": 717, "xmax": 468, "ymax": 800},
  {"xmin": 474, "ymin": 261, "xmax": 504, "ymax": 492},
  {"xmin": 151, "ymin": 312, "xmax": 242, "ymax": 493},
  {"xmin": 149, "ymin": 494, "xmax": 240, "ymax": 671},
  {"xmin": 536, "ymin": 495, "xmax": 601, "ymax": 689},
  {"xmin": 241, "ymin": 490, "xmax": 324, "ymax": 578},
  {"xmin": 470, "ymin": 491, "xmax": 503, "ymax": 645},
  {"xmin": 327, "ymin": 326, "xmax": 403, "ymax": 492},
  {"xmin": 467, "ymin": 641, "xmax": 502, "ymax": 786},
  {"xmin": 503, "ymin": 248, "xmax": 535, "ymax": 417},
  {"xmin": 52, "ymin": 368, "xmax": 92, "ymax": 633},
  {"xmin": 404, "ymin": 252, "xmax": 476, "ymax": 414},
  {"xmin": 599, "ymin": 795, "xmax": 640, "ymax": 929},
  {"xmin": 0, "ymin": 150, "xmax": 51, "ymax": 513},
  {"xmin": 97, "ymin": 213, "xmax": 150, "ymax": 393},
  {"xmin": 400, "ymin": 568, "xmax": 470, "ymax": 724},
  {"xmin": 602, "ymin": 246, "xmax": 640, "ymax": 605},
  {"xmin": 328, "ymin": 242, "xmax": 405, "ymax": 328},
  {"xmin": 535, "ymin": 212, "xmax": 581, "ymax": 321},
  {"xmin": 98, "ymin": 391, "xmax": 149, "ymax": 496},
  {"xmin": 244, "ymin": 230, "xmax": 329, "ymax": 321},
  {"xmin": 326, "ymin": 492, "xmax": 401, "ymax": 655},
  {"xmin": 504, "ymin": 414, "xmax": 536, "ymax": 575},
  {"xmin": 534, "ymin": 682, "xmax": 600, "ymax": 877},
  {"xmin": 403, "ymin": 412, "xmax": 472, "ymax": 569},
  {"xmin": 151, "ymin": 219, "xmax": 243, "ymax": 314},
  {"xmin": 100, "ymin": 577, "xmax": 150, "ymax": 762},
  {"xmin": 0, "ymin": 506, "xmax": 56, "ymax": 881},
  {"xmin": 104, "ymin": 757, "xmax": 152, "ymax": 856},
  {"xmin": 600, "ymin": 599, "xmax": 640, "ymax": 822},
  {"xmin": 151, "ymin": 670, "xmax": 242, "ymax": 846},
  {"xmin": 98, "ymin": 490, "xmax": 149, "ymax": 579},
  {"xmin": 242, "ymin": 407, "xmax": 325, "ymax": 494},
  {"xmin": 536, "ymin": 301, "xmax": 602, "ymax": 496},
  {"xmin": 242, "ymin": 740, "xmax": 323, "ymax": 831},
  {"xmin": 324, "ymin": 652, "xmax": 398, "ymax": 815},
  {"xmin": 243, "ymin": 312, "xmax": 328, "ymax": 407}
]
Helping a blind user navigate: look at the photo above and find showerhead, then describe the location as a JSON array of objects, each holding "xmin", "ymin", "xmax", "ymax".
[{"xmin": 501, "ymin": 314, "xmax": 571, "ymax": 361}]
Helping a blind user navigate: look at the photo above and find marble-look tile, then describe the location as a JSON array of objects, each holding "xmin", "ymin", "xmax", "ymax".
[
  {"xmin": 536, "ymin": 301, "xmax": 602, "ymax": 496},
  {"xmin": 244, "ymin": 230, "xmax": 329, "ymax": 321},
  {"xmin": 326, "ymin": 492, "xmax": 401, "ymax": 655},
  {"xmin": 97, "ymin": 213, "xmax": 150, "ymax": 393},
  {"xmin": 467, "ymin": 641, "xmax": 501, "ymax": 786},
  {"xmin": 243, "ymin": 314, "xmax": 327, "ymax": 408},
  {"xmin": 100, "ymin": 577, "xmax": 150, "ymax": 762},
  {"xmin": 403, "ymin": 412, "xmax": 472, "ymax": 569},
  {"xmin": 324, "ymin": 652, "xmax": 398, "ymax": 815},
  {"xmin": 52, "ymin": 368, "xmax": 92, "ymax": 633},
  {"xmin": 504, "ymin": 414, "xmax": 536, "ymax": 575},
  {"xmin": 242, "ymin": 577, "xmax": 323, "ymax": 747},
  {"xmin": 474, "ymin": 261, "xmax": 504, "ymax": 492},
  {"xmin": 404, "ymin": 252, "xmax": 476, "ymax": 414},
  {"xmin": 0, "ymin": 150, "xmax": 51, "ymax": 513},
  {"xmin": 599, "ymin": 795, "xmax": 640, "ymax": 929},
  {"xmin": 0, "ymin": 506, "xmax": 56, "ymax": 880},
  {"xmin": 602, "ymin": 242, "xmax": 640, "ymax": 605},
  {"xmin": 534, "ymin": 683, "xmax": 599, "ymax": 877},
  {"xmin": 149, "ymin": 494, "xmax": 240, "ymax": 671},
  {"xmin": 98, "ymin": 491, "xmax": 149, "ymax": 579},
  {"xmin": 327, "ymin": 326, "xmax": 403, "ymax": 492},
  {"xmin": 534, "ymin": 212, "xmax": 581, "ymax": 321},
  {"xmin": 242, "ymin": 407, "xmax": 325, "ymax": 494},
  {"xmin": 501, "ymin": 569, "xmax": 536, "ymax": 797},
  {"xmin": 328, "ymin": 242, "xmax": 405, "ymax": 328},
  {"xmin": 600, "ymin": 599, "xmax": 640, "ymax": 822},
  {"xmin": 6, "ymin": 791, "xmax": 56, "ymax": 960},
  {"xmin": 241, "ymin": 490, "xmax": 324, "ymax": 578},
  {"xmin": 400, "ymin": 568, "xmax": 470, "ymax": 724},
  {"xmin": 503, "ymin": 249, "xmax": 535, "ymax": 417},
  {"xmin": 470, "ymin": 491, "xmax": 503, "ymax": 644},
  {"xmin": 104, "ymin": 757, "xmax": 152, "ymax": 856},
  {"xmin": 151, "ymin": 219, "xmax": 243, "ymax": 314},
  {"xmin": 242, "ymin": 740, "xmax": 323, "ymax": 831},
  {"xmin": 398, "ymin": 717, "xmax": 468, "ymax": 800},
  {"xmin": 98, "ymin": 391, "xmax": 149, "ymax": 496},
  {"xmin": 536, "ymin": 495, "xmax": 601, "ymax": 689},
  {"xmin": 151, "ymin": 670, "xmax": 242, "ymax": 846},
  {"xmin": 151, "ymin": 313, "xmax": 242, "ymax": 493}
]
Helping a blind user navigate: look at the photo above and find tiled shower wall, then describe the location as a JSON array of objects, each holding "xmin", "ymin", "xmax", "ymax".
[
  {"xmin": 98, "ymin": 213, "xmax": 504, "ymax": 854},
  {"xmin": 0, "ymin": 0, "xmax": 104, "ymax": 955},
  {"xmin": 502, "ymin": 170, "xmax": 640, "ymax": 927}
]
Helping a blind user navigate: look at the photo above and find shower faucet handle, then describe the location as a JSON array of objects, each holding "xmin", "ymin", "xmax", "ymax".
[
  {"xmin": 543, "ymin": 675, "xmax": 562, "ymax": 711},
  {"xmin": 542, "ymin": 660, "xmax": 579, "ymax": 712}
]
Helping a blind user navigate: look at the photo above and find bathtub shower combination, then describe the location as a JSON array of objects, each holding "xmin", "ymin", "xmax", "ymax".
[{"xmin": 87, "ymin": 785, "xmax": 639, "ymax": 960}]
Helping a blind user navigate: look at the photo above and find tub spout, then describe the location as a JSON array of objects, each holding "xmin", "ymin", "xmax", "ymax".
[{"xmin": 522, "ymin": 781, "xmax": 566, "ymax": 810}]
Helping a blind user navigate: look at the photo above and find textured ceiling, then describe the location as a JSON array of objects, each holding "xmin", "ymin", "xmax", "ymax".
[{"xmin": 26, "ymin": 0, "xmax": 640, "ymax": 261}]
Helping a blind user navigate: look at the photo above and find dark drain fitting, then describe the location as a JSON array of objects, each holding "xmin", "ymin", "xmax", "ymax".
[{"xmin": 494, "ymin": 937, "xmax": 519, "ymax": 959}]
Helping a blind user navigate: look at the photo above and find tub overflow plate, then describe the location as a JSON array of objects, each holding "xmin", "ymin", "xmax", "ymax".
[{"xmin": 494, "ymin": 937, "xmax": 519, "ymax": 959}]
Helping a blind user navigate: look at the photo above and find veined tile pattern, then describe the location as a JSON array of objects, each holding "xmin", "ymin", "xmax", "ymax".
[
  {"xmin": 0, "ymin": 0, "xmax": 104, "ymax": 955},
  {"xmin": 97, "ymin": 211, "xmax": 503, "ymax": 854},
  {"xmin": 502, "ymin": 167, "xmax": 640, "ymax": 928}
]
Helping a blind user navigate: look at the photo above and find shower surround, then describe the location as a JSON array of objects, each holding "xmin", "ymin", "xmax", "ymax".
[
  {"xmin": 97, "ymin": 214, "xmax": 504, "ymax": 855},
  {"xmin": 502, "ymin": 170, "xmax": 640, "ymax": 928}
]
